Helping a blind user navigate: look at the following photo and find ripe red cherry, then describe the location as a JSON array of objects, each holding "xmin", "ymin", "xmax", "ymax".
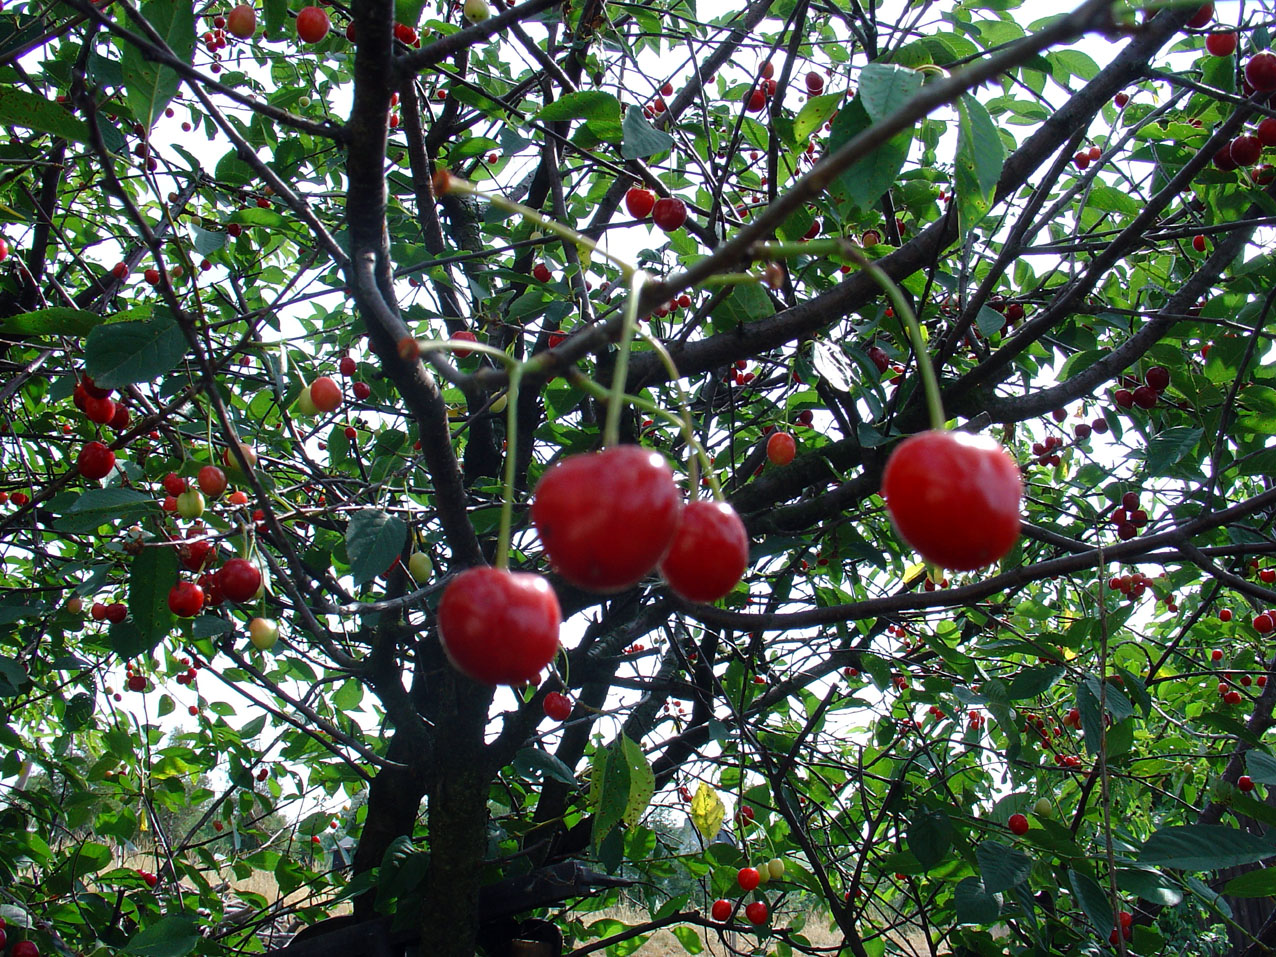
[
  {"xmin": 452, "ymin": 330, "xmax": 478, "ymax": 357},
  {"xmin": 167, "ymin": 582, "xmax": 205, "ymax": 617},
  {"xmin": 652, "ymin": 197, "xmax": 687, "ymax": 231},
  {"xmin": 1114, "ymin": 92, "xmax": 1130, "ymax": 108},
  {"xmin": 1008, "ymin": 813, "xmax": 1029, "ymax": 835},
  {"xmin": 881, "ymin": 430, "xmax": 1022, "ymax": 571},
  {"xmin": 437, "ymin": 567, "xmax": 561, "ymax": 684},
  {"xmin": 12, "ymin": 940, "xmax": 39, "ymax": 957},
  {"xmin": 766, "ymin": 431, "xmax": 796, "ymax": 466},
  {"xmin": 625, "ymin": 187, "xmax": 656, "ymax": 219},
  {"xmin": 1246, "ymin": 51, "xmax": 1276, "ymax": 92},
  {"xmin": 710, "ymin": 899, "xmax": 731, "ymax": 922},
  {"xmin": 744, "ymin": 901, "xmax": 769, "ymax": 925},
  {"xmin": 1185, "ymin": 3, "xmax": 1212, "ymax": 28},
  {"xmin": 1254, "ymin": 613, "xmax": 1274, "ymax": 634},
  {"xmin": 1219, "ymin": 608, "xmax": 1233, "ymax": 622},
  {"xmin": 78, "ymin": 441, "xmax": 116, "ymax": 480},
  {"xmin": 1259, "ymin": 118, "xmax": 1276, "ymax": 147},
  {"xmin": 310, "ymin": 376, "xmax": 342, "ymax": 413},
  {"xmin": 180, "ymin": 539, "xmax": 213, "ymax": 571},
  {"xmin": 542, "ymin": 691, "xmax": 572, "ymax": 721},
  {"xmin": 84, "ymin": 394, "xmax": 116, "ymax": 424},
  {"xmin": 1206, "ymin": 31, "xmax": 1237, "ymax": 56},
  {"xmin": 1239, "ymin": 775, "xmax": 1255, "ymax": 792},
  {"xmin": 1231, "ymin": 134, "xmax": 1263, "ymax": 166},
  {"xmin": 659, "ymin": 501, "xmax": 749, "ymax": 603},
  {"xmin": 295, "ymin": 5, "xmax": 330, "ymax": 42},
  {"xmin": 1145, "ymin": 366, "xmax": 1171, "ymax": 391},
  {"xmin": 532, "ymin": 263, "xmax": 552, "ymax": 282},
  {"xmin": 198, "ymin": 465, "xmax": 227, "ymax": 497},
  {"xmin": 531, "ymin": 445, "xmax": 681, "ymax": 593},
  {"xmin": 353, "ymin": 381, "xmax": 371, "ymax": 400},
  {"xmin": 1132, "ymin": 385, "xmax": 1158, "ymax": 409},
  {"xmin": 104, "ymin": 603, "xmax": 127, "ymax": 623},
  {"xmin": 805, "ymin": 71, "xmax": 824, "ymax": 94},
  {"xmin": 339, "ymin": 355, "xmax": 357, "ymax": 377},
  {"xmin": 737, "ymin": 867, "xmax": 761, "ymax": 891},
  {"xmin": 226, "ymin": 3, "xmax": 256, "ymax": 37},
  {"xmin": 1192, "ymin": 234, "xmax": 1207, "ymax": 252},
  {"xmin": 218, "ymin": 558, "xmax": 262, "ymax": 603}
]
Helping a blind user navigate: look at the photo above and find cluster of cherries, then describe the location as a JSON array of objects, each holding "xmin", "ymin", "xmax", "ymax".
[
  {"xmin": 624, "ymin": 186, "xmax": 688, "ymax": 232},
  {"xmin": 1108, "ymin": 489, "xmax": 1151, "ymax": 543},
  {"xmin": 0, "ymin": 919, "xmax": 38, "ymax": 957},
  {"xmin": 708, "ymin": 862, "xmax": 786, "ymax": 926},
  {"xmin": 437, "ymin": 446, "xmax": 750, "ymax": 686},
  {"xmin": 1113, "ymin": 365, "xmax": 1170, "ymax": 412}
]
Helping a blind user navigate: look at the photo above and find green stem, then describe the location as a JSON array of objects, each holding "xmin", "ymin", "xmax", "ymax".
[
  {"xmin": 494, "ymin": 364, "xmax": 524, "ymax": 572},
  {"xmin": 603, "ymin": 270, "xmax": 647, "ymax": 448},
  {"xmin": 636, "ymin": 330, "xmax": 716, "ymax": 499}
]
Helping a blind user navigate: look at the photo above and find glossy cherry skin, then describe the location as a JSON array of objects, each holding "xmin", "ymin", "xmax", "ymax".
[
  {"xmin": 744, "ymin": 901, "xmax": 769, "ymax": 925},
  {"xmin": 767, "ymin": 431, "xmax": 796, "ymax": 466},
  {"xmin": 710, "ymin": 899, "xmax": 731, "ymax": 922},
  {"xmin": 542, "ymin": 691, "xmax": 572, "ymax": 721},
  {"xmin": 531, "ymin": 445, "xmax": 681, "ymax": 593},
  {"xmin": 78, "ymin": 441, "xmax": 116, "ymax": 480},
  {"xmin": 167, "ymin": 582, "xmax": 204, "ymax": 617},
  {"xmin": 659, "ymin": 501, "xmax": 749, "ymax": 602},
  {"xmin": 218, "ymin": 558, "xmax": 262, "ymax": 603},
  {"xmin": 625, "ymin": 187, "xmax": 656, "ymax": 219},
  {"xmin": 295, "ymin": 5, "xmax": 329, "ymax": 42},
  {"xmin": 880, "ymin": 430, "xmax": 1022, "ymax": 571},
  {"xmin": 437, "ymin": 567, "xmax": 561, "ymax": 685},
  {"xmin": 652, "ymin": 197, "xmax": 687, "ymax": 231}
]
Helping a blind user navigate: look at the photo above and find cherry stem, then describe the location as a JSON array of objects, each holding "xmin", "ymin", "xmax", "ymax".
[
  {"xmin": 603, "ymin": 270, "xmax": 647, "ymax": 447},
  {"xmin": 493, "ymin": 363, "xmax": 525, "ymax": 571},
  {"xmin": 836, "ymin": 241, "xmax": 946, "ymax": 432}
]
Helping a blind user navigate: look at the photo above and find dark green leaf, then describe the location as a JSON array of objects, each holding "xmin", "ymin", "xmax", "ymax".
[
  {"xmin": 1247, "ymin": 750, "xmax": 1276, "ymax": 784},
  {"xmin": 122, "ymin": 914, "xmax": 199, "ymax": 956},
  {"xmin": 976, "ymin": 840, "xmax": 1031, "ymax": 893},
  {"xmin": 1223, "ymin": 868, "xmax": 1276, "ymax": 898},
  {"xmin": 54, "ymin": 489, "xmax": 156, "ymax": 534},
  {"xmin": 954, "ymin": 876, "xmax": 1002, "ymax": 925},
  {"xmin": 0, "ymin": 87, "xmax": 89, "ymax": 143},
  {"xmin": 130, "ymin": 543, "xmax": 178, "ymax": 645},
  {"xmin": 1116, "ymin": 867, "xmax": 1182, "ymax": 906},
  {"xmin": 1069, "ymin": 868, "xmax": 1114, "ymax": 931},
  {"xmin": 1138, "ymin": 825, "xmax": 1276, "ymax": 870},
  {"xmin": 346, "ymin": 509, "xmax": 407, "ymax": 586},
  {"xmin": 513, "ymin": 748, "xmax": 577, "ymax": 786},
  {"xmin": 908, "ymin": 809, "xmax": 952, "ymax": 868},
  {"xmin": 83, "ymin": 310, "xmax": 189, "ymax": 388},
  {"xmin": 1145, "ymin": 426, "xmax": 1203, "ymax": 474},
  {"xmin": 118, "ymin": 1, "xmax": 195, "ymax": 129},
  {"xmin": 1006, "ymin": 666, "xmax": 1063, "ymax": 700},
  {"xmin": 622, "ymin": 105, "xmax": 674, "ymax": 160},
  {"xmin": 63, "ymin": 692, "xmax": 94, "ymax": 732}
]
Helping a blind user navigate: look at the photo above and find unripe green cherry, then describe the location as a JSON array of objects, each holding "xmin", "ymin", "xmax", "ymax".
[
  {"xmin": 490, "ymin": 393, "xmax": 508, "ymax": 413},
  {"xmin": 463, "ymin": 0, "xmax": 490, "ymax": 22},
  {"xmin": 408, "ymin": 552, "xmax": 433, "ymax": 581},
  {"xmin": 767, "ymin": 857, "xmax": 785, "ymax": 880},
  {"xmin": 1034, "ymin": 797, "xmax": 1054, "ymax": 818},
  {"xmin": 295, "ymin": 383, "xmax": 318, "ymax": 416},
  {"xmin": 249, "ymin": 617, "xmax": 278, "ymax": 650},
  {"xmin": 176, "ymin": 488, "xmax": 205, "ymax": 519},
  {"xmin": 755, "ymin": 863, "xmax": 770, "ymax": 884}
]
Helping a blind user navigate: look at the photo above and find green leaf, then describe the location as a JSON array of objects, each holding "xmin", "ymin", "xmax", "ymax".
[
  {"xmin": 671, "ymin": 926, "xmax": 703, "ymax": 954},
  {"xmin": 830, "ymin": 97, "xmax": 911, "ymax": 212},
  {"xmin": 1069, "ymin": 868, "xmax": 1114, "ymax": 931},
  {"xmin": 83, "ymin": 310, "xmax": 189, "ymax": 388},
  {"xmin": 908, "ymin": 809, "xmax": 952, "ymax": 868},
  {"xmin": 1138, "ymin": 825, "xmax": 1276, "ymax": 870},
  {"xmin": 54, "ymin": 488, "xmax": 156, "ymax": 534},
  {"xmin": 118, "ymin": 1, "xmax": 195, "ymax": 129},
  {"xmin": 953, "ymin": 93, "xmax": 1004, "ymax": 237},
  {"xmin": 0, "ymin": 87, "xmax": 90, "ymax": 143},
  {"xmin": 1247, "ymin": 750, "xmax": 1276, "ymax": 785},
  {"xmin": 619, "ymin": 734, "xmax": 653, "ymax": 828},
  {"xmin": 954, "ymin": 876, "xmax": 1002, "ymax": 924},
  {"xmin": 130, "ymin": 542, "xmax": 178, "ymax": 646},
  {"xmin": 1006, "ymin": 666, "xmax": 1063, "ymax": 700},
  {"xmin": 0, "ymin": 307, "xmax": 102, "ymax": 337},
  {"xmin": 1116, "ymin": 867, "xmax": 1183, "ymax": 907},
  {"xmin": 857, "ymin": 63, "xmax": 924, "ymax": 123},
  {"xmin": 122, "ymin": 914, "xmax": 200, "ymax": 956},
  {"xmin": 63, "ymin": 692, "xmax": 94, "ymax": 732},
  {"xmin": 1223, "ymin": 868, "xmax": 1276, "ymax": 898},
  {"xmin": 538, "ymin": 91, "xmax": 621, "ymax": 123},
  {"xmin": 1145, "ymin": 426, "xmax": 1203, "ymax": 474},
  {"xmin": 621, "ymin": 105, "xmax": 674, "ymax": 160},
  {"xmin": 345, "ymin": 509, "xmax": 407, "ymax": 586},
  {"xmin": 709, "ymin": 282, "xmax": 774, "ymax": 334},
  {"xmin": 512, "ymin": 748, "xmax": 577, "ymax": 786},
  {"xmin": 976, "ymin": 840, "xmax": 1031, "ymax": 893},
  {"xmin": 793, "ymin": 92, "xmax": 842, "ymax": 147}
]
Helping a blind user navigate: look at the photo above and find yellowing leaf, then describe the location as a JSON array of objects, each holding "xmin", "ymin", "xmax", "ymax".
[{"xmin": 690, "ymin": 783, "xmax": 724, "ymax": 843}]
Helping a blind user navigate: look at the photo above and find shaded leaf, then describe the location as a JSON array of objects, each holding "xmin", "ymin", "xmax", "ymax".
[
  {"xmin": 84, "ymin": 310, "xmax": 189, "ymax": 388},
  {"xmin": 1139, "ymin": 825, "xmax": 1276, "ymax": 870},
  {"xmin": 346, "ymin": 509, "xmax": 407, "ymax": 586}
]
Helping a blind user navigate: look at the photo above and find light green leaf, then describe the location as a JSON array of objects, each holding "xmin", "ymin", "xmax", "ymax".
[
  {"xmin": 619, "ymin": 734, "xmax": 653, "ymax": 828},
  {"xmin": 54, "ymin": 488, "xmax": 156, "ymax": 534},
  {"xmin": 953, "ymin": 93, "xmax": 1004, "ymax": 237},
  {"xmin": 1, "ymin": 307, "xmax": 102, "ymax": 337},
  {"xmin": 858, "ymin": 62, "xmax": 923, "ymax": 123}
]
